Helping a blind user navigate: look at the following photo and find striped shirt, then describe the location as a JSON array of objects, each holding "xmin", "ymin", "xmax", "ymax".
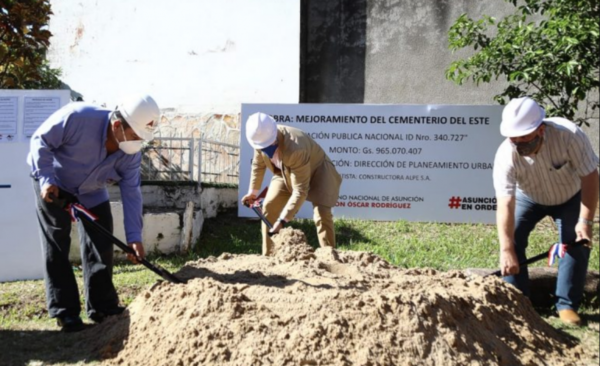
[{"xmin": 493, "ymin": 117, "xmax": 599, "ymax": 206}]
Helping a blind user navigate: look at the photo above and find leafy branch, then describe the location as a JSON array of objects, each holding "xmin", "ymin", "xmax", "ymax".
[
  {"xmin": 0, "ymin": 0, "xmax": 61, "ymax": 89},
  {"xmin": 446, "ymin": 0, "xmax": 599, "ymax": 126}
]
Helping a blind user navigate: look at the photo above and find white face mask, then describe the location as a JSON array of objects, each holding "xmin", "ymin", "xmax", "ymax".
[{"xmin": 117, "ymin": 125, "xmax": 143, "ymax": 154}]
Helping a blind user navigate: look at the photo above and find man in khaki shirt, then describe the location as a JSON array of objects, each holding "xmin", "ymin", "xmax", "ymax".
[{"xmin": 242, "ymin": 112, "xmax": 342, "ymax": 255}]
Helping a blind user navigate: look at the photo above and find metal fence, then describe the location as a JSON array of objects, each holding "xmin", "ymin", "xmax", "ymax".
[
  {"xmin": 141, "ymin": 138, "xmax": 239, "ymax": 185},
  {"xmin": 199, "ymin": 139, "xmax": 240, "ymax": 184}
]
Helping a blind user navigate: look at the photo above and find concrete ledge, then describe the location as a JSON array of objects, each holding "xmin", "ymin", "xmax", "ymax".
[{"xmin": 68, "ymin": 185, "xmax": 236, "ymax": 262}]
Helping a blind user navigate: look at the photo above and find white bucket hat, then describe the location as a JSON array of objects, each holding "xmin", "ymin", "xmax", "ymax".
[
  {"xmin": 500, "ymin": 97, "xmax": 545, "ymax": 137},
  {"xmin": 245, "ymin": 112, "xmax": 277, "ymax": 149},
  {"xmin": 118, "ymin": 94, "xmax": 160, "ymax": 140}
]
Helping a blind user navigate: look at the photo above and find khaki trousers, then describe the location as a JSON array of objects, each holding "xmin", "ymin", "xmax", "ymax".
[{"xmin": 261, "ymin": 176, "xmax": 335, "ymax": 256}]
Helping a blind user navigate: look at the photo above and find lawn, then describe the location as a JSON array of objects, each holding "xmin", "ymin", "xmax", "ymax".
[{"xmin": 0, "ymin": 209, "xmax": 598, "ymax": 366}]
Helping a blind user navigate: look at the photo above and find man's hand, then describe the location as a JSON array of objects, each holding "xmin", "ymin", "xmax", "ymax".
[
  {"xmin": 241, "ymin": 193, "xmax": 257, "ymax": 207},
  {"xmin": 41, "ymin": 183, "xmax": 59, "ymax": 203},
  {"xmin": 500, "ymin": 247, "xmax": 520, "ymax": 276},
  {"xmin": 575, "ymin": 221, "xmax": 593, "ymax": 247},
  {"xmin": 127, "ymin": 242, "xmax": 145, "ymax": 264}
]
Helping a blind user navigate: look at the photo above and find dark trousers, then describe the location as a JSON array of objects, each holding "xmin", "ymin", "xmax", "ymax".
[{"xmin": 33, "ymin": 180, "xmax": 119, "ymax": 319}]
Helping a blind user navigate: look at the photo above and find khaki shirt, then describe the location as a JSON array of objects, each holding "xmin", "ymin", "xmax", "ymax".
[{"xmin": 249, "ymin": 125, "xmax": 342, "ymax": 221}]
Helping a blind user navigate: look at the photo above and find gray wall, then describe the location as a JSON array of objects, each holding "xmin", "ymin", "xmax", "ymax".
[
  {"xmin": 301, "ymin": 0, "xmax": 367, "ymax": 103},
  {"xmin": 364, "ymin": 0, "xmax": 509, "ymax": 105},
  {"xmin": 301, "ymin": 0, "xmax": 512, "ymax": 105},
  {"xmin": 300, "ymin": 0, "xmax": 598, "ymax": 154}
]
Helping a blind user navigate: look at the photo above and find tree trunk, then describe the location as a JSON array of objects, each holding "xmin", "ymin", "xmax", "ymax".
[{"xmin": 465, "ymin": 268, "xmax": 600, "ymax": 308}]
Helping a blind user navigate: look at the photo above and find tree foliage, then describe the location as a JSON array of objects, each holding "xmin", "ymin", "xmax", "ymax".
[
  {"xmin": 446, "ymin": 0, "xmax": 599, "ymax": 126},
  {"xmin": 0, "ymin": 0, "xmax": 61, "ymax": 89}
]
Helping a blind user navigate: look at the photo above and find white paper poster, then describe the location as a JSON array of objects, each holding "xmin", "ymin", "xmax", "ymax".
[
  {"xmin": 23, "ymin": 96, "xmax": 62, "ymax": 138},
  {"xmin": 239, "ymin": 104, "xmax": 505, "ymax": 225},
  {"xmin": 0, "ymin": 96, "xmax": 18, "ymax": 143}
]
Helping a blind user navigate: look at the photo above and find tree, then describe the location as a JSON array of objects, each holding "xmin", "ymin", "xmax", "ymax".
[
  {"xmin": 0, "ymin": 0, "xmax": 61, "ymax": 89},
  {"xmin": 446, "ymin": 0, "xmax": 599, "ymax": 126}
]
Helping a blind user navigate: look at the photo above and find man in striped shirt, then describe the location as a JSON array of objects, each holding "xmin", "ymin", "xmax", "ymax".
[{"xmin": 493, "ymin": 97, "xmax": 598, "ymax": 325}]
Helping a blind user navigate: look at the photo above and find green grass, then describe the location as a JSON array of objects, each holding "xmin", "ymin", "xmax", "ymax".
[
  {"xmin": 0, "ymin": 208, "xmax": 598, "ymax": 365},
  {"xmin": 200, "ymin": 210, "xmax": 599, "ymax": 272}
]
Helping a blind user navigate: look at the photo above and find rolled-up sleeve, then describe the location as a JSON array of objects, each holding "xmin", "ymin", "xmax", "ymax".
[
  {"xmin": 568, "ymin": 127, "xmax": 599, "ymax": 177},
  {"xmin": 493, "ymin": 142, "xmax": 517, "ymax": 198}
]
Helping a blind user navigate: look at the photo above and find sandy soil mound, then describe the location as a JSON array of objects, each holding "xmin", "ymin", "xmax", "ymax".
[{"xmin": 95, "ymin": 228, "xmax": 585, "ymax": 366}]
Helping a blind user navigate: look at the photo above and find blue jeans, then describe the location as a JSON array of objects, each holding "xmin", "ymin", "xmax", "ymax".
[{"xmin": 504, "ymin": 191, "xmax": 590, "ymax": 311}]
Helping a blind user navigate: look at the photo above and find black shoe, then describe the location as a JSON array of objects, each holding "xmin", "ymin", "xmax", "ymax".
[
  {"xmin": 89, "ymin": 312, "xmax": 105, "ymax": 324},
  {"xmin": 105, "ymin": 306, "xmax": 126, "ymax": 316},
  {"xmin": 56, "ymin": 316, "xmax": 85, "ymax": 333},
  {"xmin": 89, "ymin": 306, "xmax": 126, "ymax": 324}
]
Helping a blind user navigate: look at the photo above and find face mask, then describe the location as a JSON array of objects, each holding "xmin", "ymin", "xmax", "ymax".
[
  {"xmin": 261, "ymin": 144, "xmax": 278, "ymax": 158},
  {"xmin": 117, "ymin": 125, "xmax": 143, "ymax": 154},
  {"xmin": 512, "ymin": 135, "xmax": 542, "ymax": 156}
]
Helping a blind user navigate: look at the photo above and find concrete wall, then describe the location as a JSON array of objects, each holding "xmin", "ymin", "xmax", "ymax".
[
  {"xmin": 301, "ymin": 0, "xmax": 512, "ymax": 104},
  {"xmin": 300, "ymin": 0, "xmax": 598, "ymax": 154},
  {"xmin": 47, "ymin": 0, "xmax": 598, "ymax": 151},
  {"xmin": 69, "ymin": 186, "xmax": 237, "ymax": 261},
  {"xmin": 364, "ymin": 0, "xmax": 509, "ymax": 105},
  {"xmin": 47, "ymin": 0, "xmax": 300, "ymax": 112}
]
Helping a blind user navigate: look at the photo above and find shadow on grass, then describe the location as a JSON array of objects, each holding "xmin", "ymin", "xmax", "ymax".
[
  {"xmin": 0, "ymin": 314, "xmax": 130, "ymax": 366},
  {"xmin": 195, "ymin": 209, "xmax": 372, "ymax": 257},
  {"xmin": 535, "ymin": 306, "xmax": 600, "ymax": 330},
  {"xmin": 580, "ymin": 312, "xmax": 600, "ymax": 324}
]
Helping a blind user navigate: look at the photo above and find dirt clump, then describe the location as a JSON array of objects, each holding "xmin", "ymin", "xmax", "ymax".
[
  {"xmin": 94, "ymin": 234, "xmax": 587, "ymax": 366},
  {"xmin": 272, "ymin": 228, "xmax": 316, "ymax": 262}
]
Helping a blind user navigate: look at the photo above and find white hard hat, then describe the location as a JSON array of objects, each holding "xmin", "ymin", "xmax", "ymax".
[
  {"xmin": 500, "ymin": 97, "xmax": 545, "ymax": 137},
  {"xmin": 118, "ymin": 94, "xmax": 160, "ymax": 140},
  {"xmin": 245, "ymin": 112, "xmax": 277, "ymax": 149}
]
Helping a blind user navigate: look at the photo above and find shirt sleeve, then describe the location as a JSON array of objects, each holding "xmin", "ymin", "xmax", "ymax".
[
  {"xmin": 249, "ymin": 149, "xmax": 267, "ymax": 192},
  {"xmin": 567, "ymin": 126, "xmax": 599, "ymax": 177},
  {"xmin": 117, "ymin": 153, "xmax": 143, "ymax": 244},
  {"xmin": 493, "ymin": 141, "xmax": 517, "ymax": 198},
  {"xmin": 28, "ymin": 109, "xmax": 71, "ymax": 188}
]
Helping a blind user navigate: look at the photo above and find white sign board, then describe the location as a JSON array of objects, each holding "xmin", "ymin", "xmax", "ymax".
[
  {"xmin": 0, "ymin": 90, "xmax": 70, "ymax": 282},
  {"xmin": 239, "ymin": 104, "xmax": 505, "ymax": 224}
]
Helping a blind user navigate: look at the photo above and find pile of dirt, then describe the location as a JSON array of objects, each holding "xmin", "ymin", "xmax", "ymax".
[{"xmin": 93, "ymin": 228, "xmax": 586, "ymax": 365}]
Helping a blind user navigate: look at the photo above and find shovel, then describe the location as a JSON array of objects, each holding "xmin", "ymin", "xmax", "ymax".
[
  {"xmin": 487, "ymin": 238, "xmax": 590, "ymax": 277},
  {"xmin": 243, "ymin": 187, "xmax": 277, "ymax": 236},
  {"xmin": 50, "ymin": 193, "xmax": 186, "ymax": 284}
]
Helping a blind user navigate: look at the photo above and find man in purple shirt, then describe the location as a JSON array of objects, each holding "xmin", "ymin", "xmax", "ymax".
[{"xmin": 28, "ymin": 94, "xmax": 159, "ymax": 332}]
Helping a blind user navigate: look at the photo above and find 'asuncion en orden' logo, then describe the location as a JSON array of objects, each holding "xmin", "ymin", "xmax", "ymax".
[{"xmin": 448, "ymin": 196, "xmax": 497, "ymax": 211}]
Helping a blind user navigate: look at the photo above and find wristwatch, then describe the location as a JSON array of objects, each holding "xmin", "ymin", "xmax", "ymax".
[
  {"xmin": 578, "ymin": 217, "xmax": 594, "ymax": 225},
  {"xmin": 277, "ymin": 218, "xmax": 287, "ymax": 226}
]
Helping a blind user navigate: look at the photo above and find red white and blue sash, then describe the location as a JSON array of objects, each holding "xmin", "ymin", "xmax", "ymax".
[
  {"xmin": 548, "ymin": 243, "xmax": 568, "ymax": 266},
  {"xmin": 68, "ymin": 203, "xmax": 98, "ymax": 223}
]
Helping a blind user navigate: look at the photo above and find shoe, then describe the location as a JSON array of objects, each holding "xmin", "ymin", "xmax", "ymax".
[
  {"xmin": 56, "ymin": 315, "xmax": 85, "ymax": 332},
  {"xmin": 558, "ymin": 309, "xmax": 581, "ymax": 326},
  {"xmin": 89, "ymin": 306, "xmax": 126, "ymax": 324},
  {"xmin": 105, "ymin": 306, "xmax": 126, "ymax": 316},
  {"xmin": 89, "ymin": 312, "xmax": 105, "ymax": 324}
]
